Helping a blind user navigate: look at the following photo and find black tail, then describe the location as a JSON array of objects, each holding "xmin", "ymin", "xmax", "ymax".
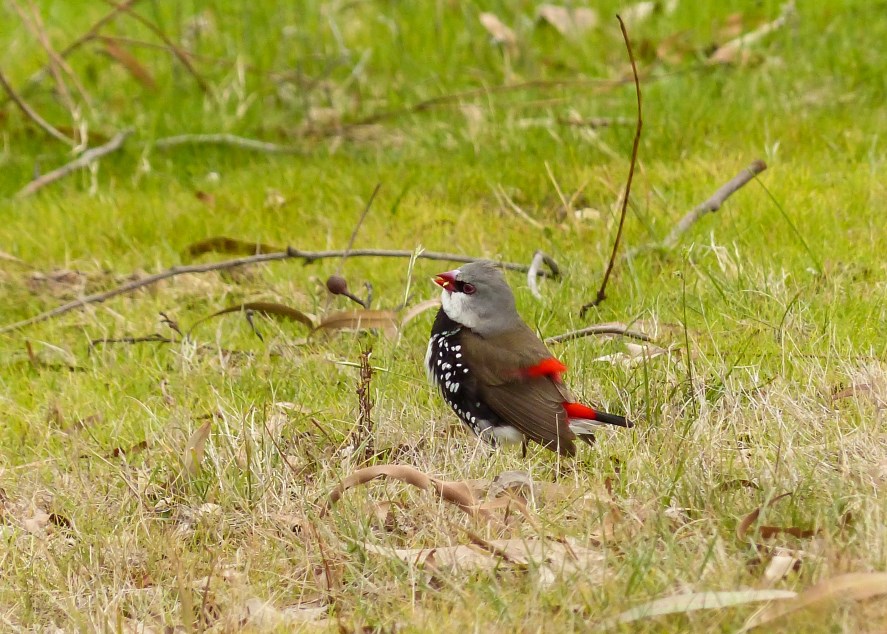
[{"xmin": 597, "ymin": 410, "xmax": 633, "ymax": 428}]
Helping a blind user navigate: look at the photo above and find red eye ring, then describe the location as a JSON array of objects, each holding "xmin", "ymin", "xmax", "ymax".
[{"xmin": 462, "ymin": 282, "xmax": 476, "ymax": 295}]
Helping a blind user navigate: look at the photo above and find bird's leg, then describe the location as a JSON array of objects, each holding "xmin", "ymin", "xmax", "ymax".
[{"xmin": 521, "ymin": 438, "xmax": 528, "ymax": 459}]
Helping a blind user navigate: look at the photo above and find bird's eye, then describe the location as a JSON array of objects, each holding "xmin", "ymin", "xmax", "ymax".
[{"xmin": 462, "ymin": 282, "xmax": 476, "ymax": 295}]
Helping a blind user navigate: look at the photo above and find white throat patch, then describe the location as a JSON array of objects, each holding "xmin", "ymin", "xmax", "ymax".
[{"xmin": 440, "ymin": 289, "xmax": 480, "ymax": 329}]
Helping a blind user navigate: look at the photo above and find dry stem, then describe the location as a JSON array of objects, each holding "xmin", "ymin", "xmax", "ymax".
[
  {"xmin": 659, "ymin": 160, "xmax": 768, "ymax": 248},
  {"xmin": 14, "ymin": 128, "xmax": 133, "ymax": 198},
  {"xmin": 0, "ymin": 247, "xmax": 558, "ymax": 334},
  {"xmin": 580, "ymin": 16, "xmax": 642, "ymax": 316},
  {"xmin": 0, "ymin": 70, "xmax": 74, "ymax": 146}
]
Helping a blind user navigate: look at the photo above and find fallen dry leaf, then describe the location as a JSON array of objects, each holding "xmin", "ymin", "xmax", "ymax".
[
  {"xmin": 27, "ymin": 269, "xmax": 87, "ymax": 298},
  {"xmin": 741, "ymin": 572, "xmax": 887, "ymax": 631},
  {"xmin": 479, "ymin": 12, "xmax": 517, "ymax": 47},
  {"xmin": 242, "ymin": 597, "xmax": 328, "ymax": 628},
  {"xmin": 593, "ymin": 342, "xmax": 667, "ymax": 367},
  {"xmin": 22, "ymin": 510, "xmax": 52, "ymax": 534},
  {"xmin": 190, "ymin": 301, "xmax": 315, "ymax": 333},
  {"xmin": 602, "ymin": 589, "xmax": 797, "ymax": 628},
  {"xmin": 103, "ymin": 39, "xmax": 156, "ymax": 89},
  {"xmin": 364, "ymin": 538, "xmax": 603, "ymax": 579},
  {"xmin": 737, "ymin": 492, "xmax": 816, "ymax": 541},
  {"xmin": 763, "ymin": 548, "xmax": 803, "ymax": 584},
  {"xmin": 314, "ymin": 309, "xmax": 399, "ymax": 340},
  {"xmin": 326, "ymin": 464, "xmax": 493, "ymax": 522},
  {"xmin": 537, "ymin": 5, "xmax": 598, "ymax": 36},
  {"xmin": 708, "ymin": 1, "xmax": 795, "ymax": 65},
  {"xmin": 183, "ymin": 421, "xmax": 211, "ymax": 476},
  {"xmin": 400, "ymin": 298, "xmax": 441, "ymax": 327}
]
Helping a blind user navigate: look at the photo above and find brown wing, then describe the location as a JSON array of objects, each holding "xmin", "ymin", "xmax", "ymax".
[{"xmin": 460, "ymin": 325, "xmax": 577, "ymax": 456}]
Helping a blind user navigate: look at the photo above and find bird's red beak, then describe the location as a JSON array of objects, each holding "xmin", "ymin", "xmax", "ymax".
[{"xmin": 433, "ymin": 270, "xmax": 458, "ymax": 292}]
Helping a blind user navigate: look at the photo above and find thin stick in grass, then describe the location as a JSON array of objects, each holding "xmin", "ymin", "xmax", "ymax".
[
  {"xmin": 0, "ymin": 70, "xmax": 74, "ymax": 146},
  {"xmin": 14, "ymin": 128, "xmax": 133, "ymax": 198},
  {"xmin": 580, "ymin": 15, "xmax": 642, "ymax": 316},
  {"xmin": 0, "ymin": 247, "xmax": 558, "ymax": 334}
]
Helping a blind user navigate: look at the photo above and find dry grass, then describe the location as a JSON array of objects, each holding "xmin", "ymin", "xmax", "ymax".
[{"xmin": 1, "ymin": 1, "xmax": 886, "ymax": 632}]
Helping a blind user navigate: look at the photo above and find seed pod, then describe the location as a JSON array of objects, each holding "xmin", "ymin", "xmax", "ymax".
[{"xmin": 326, "ymin": 275, "xmax": 348, "ymax": 295}]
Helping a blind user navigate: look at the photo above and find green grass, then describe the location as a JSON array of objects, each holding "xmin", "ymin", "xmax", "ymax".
[{"xmin": 1, "ymin": 0, "xmax": 886, "ymax": 631}]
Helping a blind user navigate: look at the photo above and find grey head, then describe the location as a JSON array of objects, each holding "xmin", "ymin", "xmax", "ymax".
[{"xmin": 433, "ymin": 260, "xmax": 523, "ymax": 336}]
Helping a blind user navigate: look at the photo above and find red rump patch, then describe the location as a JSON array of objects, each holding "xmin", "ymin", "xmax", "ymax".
[
  {"xmin": 523, "ymin": 358, "xmax": 568, "ymax": 380},
  {"xmin": 563, "ymin": 402, "xmax": 598, "ymax": 421}
]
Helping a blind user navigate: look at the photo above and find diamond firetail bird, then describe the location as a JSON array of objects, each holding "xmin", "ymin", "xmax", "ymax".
[{"xmin": 425, "ymin": 261, "xmax": 632, "ymax": 456}]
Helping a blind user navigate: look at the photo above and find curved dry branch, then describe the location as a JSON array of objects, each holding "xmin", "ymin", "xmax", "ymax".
[{"xmin": 0, "ymin": 247, "xmax": 559, "ymax": 335}]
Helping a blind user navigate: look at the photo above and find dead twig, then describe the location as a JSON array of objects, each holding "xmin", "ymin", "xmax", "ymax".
[
  {"xmin": 527, "ymin": 251, "xmax": 559, "ymax": 300},
  {"xmin": 354, "ymin": 347, "xmax": 374, "ymax": 461},
  {"xmin": 580, "ymin": 16, "xmax": 642, "ymax": 317},
  {"xmin": 154, "ymin": 133, "xmax": 303, "ymax": 154},
  {"xmin": 335, "ymin": 183, "xmax": 382, "ymax": 274},
  {"xmin": 659, "ymin": 160, "xmax": 768, "ymax": 249},
  {"xmin": 11, "ymin": 0, "xmax": 92, "ymax": 114},
  {"xmin": 0, "ymin": 70, "xmax": 75, "ymax": 146},
  {"xmin": 89, "ymin": 334, "xmax": 175, "ymax": 348},
  {"xmin": 0, "ymin": 247, "xmax": 559, "ymax": 334},
  {"xmin": 99, "ymin": 0, "xmax": 209, "ymax": 93},
  {"xmin": 5, "ymin": 0, "xmax": 141, "ymax": 103},
  {"xmin": 544, "ymin": 323, "xmax": 653, "ymax": 344},
  {"xmin": 14, "ymin": 128, "xmax": 133, "ymax": 198}
]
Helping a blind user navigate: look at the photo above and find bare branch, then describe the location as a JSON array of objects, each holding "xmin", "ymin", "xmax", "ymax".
[
  {"xmin": 0, "ymin": 69, "xmax": 74, "ymax": 146},
  {"xmin": 4, "ymin": 0, "xmax": 141, "ymax": 104},
  {"xmin": 336, "ymin": 183, "xmax": 381, "ymax": 275},
  {"xmin": 14, "ymin": 128, "xmax": 133, "ymax": 198},
  {"xmin": 660, "ymin": 160, "xmax": 767, "ymax": 248},
  {"xmin": 99, "ymin": 0, "xmax": 209, "ymax": 93},
  {"xmin": 0, "ymin": 247, "xmax": 559, "ymax": 334},
  {"xmin": 580, "ymin": 16, "xmax": 642, "ymax": 317},
  {"xmin": 544, "ymin": 322, "xmax": 653, "ymax": 344},
  {"xmin": 527, "ymin": 251, "xmax": 558, "ymax": 300},
  {"xmin": 154, "ymin": 133, "xmax": 303, "ymax": 154}
]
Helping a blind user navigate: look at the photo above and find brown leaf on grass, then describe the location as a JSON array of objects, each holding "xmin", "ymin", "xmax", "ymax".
[
  {"xmin": 241, "ymin": 598, "xmax": 328, "ymax": 629},
  {"xmin": 195, "ymin": 190, "xmax": 215, "ymax": 206},
  {"xmin": 103, "ymin": 40, "xmax": 156, "ymax": 89},
  {"xmin": 593, "ymin": 342, "xmax": 667, "ymax": 367},
  {"xmin": 708, "ymin": 2, "xmax": 795, "ymax": 66},
  {"xmin": 655, "ymin": 30, "xmax": 693, "ymax": 65},
  {"xmin": 325, "ymin": 464, "xmax": 493, "ymax": 522},
  {"xmin": 190, "ymin": 302, "xmax": 315, "ymax": 333},
  {"xmin": 717, "ymin": 12, "xmax": 746, "ymax": 41},
  {"xmin": 27, "ymin": 269, "xmax": 87, "ymax": 298},
  {"xmin": 537, "ymin": 5, "xmax": 598, "ymax": 36},
  {"xmin": 0, "ymin": 249, "xmax": 27, "ymax": 265},
  {"xmin": 22, "ymin": 510, "xmax": 51, "ymax": 534},
  {"xmin": 479, "ymin": 12, "xmax": 517, "ymax": 46},
  {"xmin": 364, "ymin": 538, "xmax": 603, "ymax": 579},
  {"xmin": 740, "ymin": 573, "xmax": 887, "ymax": 631},
  {"xmin": 314, "ymin": 310, "xmax": 399, "ymax": 340},
  {"xmin": 717, "ymin": 478, "xmax": 761, "ymax": 492},
  {"xmin": 183, "ymin": 421, "xmax": 211, "ymax": 476},
  {"xmin": 601, "ymin": 589, "xmax": 797, "ymax": 628},
  {"xmin": 736, "ymin": 492, "xmax": 791, "ymax": 540},
  {"xmin": 831, "ymin": 383, "xmax": 885, "ymax": 408},
  {"xmin": 400, "ymin": 298, "xmax": 441, "ymax": 327},
  {"xmin": 108, "ymin": 440, "xmax": 149, "ymax": 459},
  {"xmin": 184, "ymin": 236, "xmax": 281, "ymax": 258},
  {"xmin": 762, "ymin": 548, "xmax": 804, "ymax": 584},
  {"xmin": 737, "ymin": 493, "xmax": 817, "ymax": 541}
]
